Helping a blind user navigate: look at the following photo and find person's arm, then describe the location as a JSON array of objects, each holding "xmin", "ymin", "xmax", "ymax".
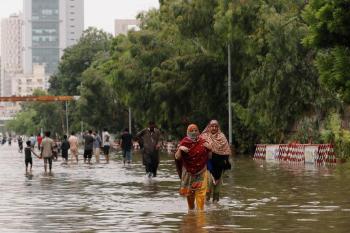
[
  {"xmin": 175, "ymin": 148, "xmax": 182, "ymax": 160},
  {"xmin": 31, "ymin": 149, "xmax": 40, "ymax": 158},
  {"xmin": 135, "ymin": 129, "xmax": 145, "ymax": 141},
  {"xmin": 155, "ymin": 129, "xmax": 162, "ymax": 150},
  {"xmin": 51, "ymin": 140, "xmax": 56, "ymax": 153},
  {"xmin": 175, "ymin": 146, "xmax": 189, "ymax": 160},
  {"xmin": 135, "ymin": 130, "xmax": 146, "ymax": 149},
  {"xmin": 203, "ymin": 141, "xmax": 212, "ymax": 151}
]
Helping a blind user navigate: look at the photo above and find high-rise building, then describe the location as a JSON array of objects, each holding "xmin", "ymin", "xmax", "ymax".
[
  {"xmin": 0, "ymin": 13, "xmax": 23, "ymax": 97},
  {"xmin": 23, "ymin": 0, "xmax": 84, "ymax": 83},
  {"xmin": 115, "ymin": 19, "xmax": 140, "ymax": 36}
]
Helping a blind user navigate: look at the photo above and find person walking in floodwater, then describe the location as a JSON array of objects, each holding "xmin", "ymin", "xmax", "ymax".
[
  {"xmin": 136, "ymin": 121, "xmax": 161, "ymax": 177},
  {"xmin": 102, "ymin": 128, "xmax": 111, "ymax": 163},
  {"xmin": 120, "ymin": 128, "xmax": 133, "ymax": 165},
  {"xmin": 24, "ymin": 141, "xmax": 39, "ymax": 174},
  {"xmin": 29, "ymin": 134, "xmax": 36, "ymax": 149},
  {"xmin": 93, "ymin": 131, "xmax": 102, "ymax": 163},
  {"xmin": 201, "ymin": 120, "xmax": 231, "ymax": 203},
  {"xmin": 175, "ymin": 124, "xmax": 211, "ymax": 211},
  {"xmin": 83, "ymin": 130, "xmax": 94, "ymax": 164},
  {"xmin": 40, "ymin": 131, "xmax": 55, "ymax": 174},
  {"xmin": 18, "ymin": 136, "xmax": 23, "ymax": 153},
  {"xmin": 61, "ymin": 135, "xmax": 70, "ymax": 163},
  {"xmin": 68, "ymin": 132, "xmax": 79, "ymax": 163},
  {"xmin": 37, "ymin": 133, "xmax": 43, "ymax": 150}
]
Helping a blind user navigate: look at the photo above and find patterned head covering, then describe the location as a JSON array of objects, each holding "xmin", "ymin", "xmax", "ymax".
[
  {"xmin": 187, "ymin": 124, "xmax": 199, "ymax": 133},
  {"xmin": 187, "ymin": 124, "xmax": 199, "ymax": 141},
  {"xmin": 201, "ymin": 120, "xmax": 231, "ymax": 155}
]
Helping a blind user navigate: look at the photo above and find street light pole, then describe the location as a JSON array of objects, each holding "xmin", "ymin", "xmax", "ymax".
[
  {"xmin": 228, "ymin": 44, "xmax": 232, "ymax": 145},
  {"xmin": 65, "ymin": 101, "xmax": 69, "ymax": 135}
]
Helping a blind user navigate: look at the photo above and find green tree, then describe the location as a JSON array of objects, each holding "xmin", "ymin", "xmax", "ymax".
[
  {"xmin": 5, "ymin": 109, "xmax": 37, "ymax": 135},
  {"xmin": 303, "ymin": 0, "xmax": 350, "ymax": 102},
  {"xmin": 78, "ymin": 67, "xmax": 126, "ymax": 131},
  {"xmin": 49, "ymin": 27, "xmax": 112, "ymax": 95},
  {"xmin": 213, "ymin": 0, "xmax": 322, "ymax": 152}
]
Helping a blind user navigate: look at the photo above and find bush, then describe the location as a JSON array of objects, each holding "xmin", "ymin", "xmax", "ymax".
[{"xmin": 321, "ymin": 113, "xmax": 350, "ymax": 160}]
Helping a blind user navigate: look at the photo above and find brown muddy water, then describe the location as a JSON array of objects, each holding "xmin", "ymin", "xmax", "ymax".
[{"xmin": 0, "ymin": 145, "xmax": 350, "ymax": 232}]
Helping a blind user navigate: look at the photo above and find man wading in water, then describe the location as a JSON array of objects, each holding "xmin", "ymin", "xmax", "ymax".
[
  {"xmin": 136, "ymin": 121, "xmax": 161, "ymax": 178},
  {"xmin": 40, "ymin": 131, "xmax": 55, "ymax": 174}
]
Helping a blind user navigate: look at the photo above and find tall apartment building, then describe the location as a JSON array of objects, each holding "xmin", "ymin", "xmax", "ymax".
[
  {"xmin": 23, "ymin": 0, "xmax": 84, "ymax": 87},
  {"xmin": 0, "ymin": 14, "xmax": 23, "ymax": 97},
  {"xmin": 115, "ymin": 19, "xmax": 140, "ymax": 36}
]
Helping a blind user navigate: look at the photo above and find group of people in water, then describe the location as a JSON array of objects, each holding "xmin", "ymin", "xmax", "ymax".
[
  {"xmin": 18, "ymin": 128, "xmax": 114, "ymax": 174},
  {"xmin": 175, "ymin": 120, "xmax": 232, "ymax": 211},
  {"xmin": 10, "ymin": 119, "xmax": 232, "ymax": 212}
]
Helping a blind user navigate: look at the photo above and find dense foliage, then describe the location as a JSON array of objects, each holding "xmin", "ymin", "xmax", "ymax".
[
  {"xmin": 303, "ymin": 0, "xmax": 350, "ymax": 102},
  {"xmin": 6, "ymin": 0, "xmax": 350, "ymax": 155}
]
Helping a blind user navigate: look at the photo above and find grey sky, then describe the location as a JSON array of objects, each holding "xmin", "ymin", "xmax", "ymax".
[{"xmin": 0, "ymin": 0, "xmax": 159, "ymax": 34}]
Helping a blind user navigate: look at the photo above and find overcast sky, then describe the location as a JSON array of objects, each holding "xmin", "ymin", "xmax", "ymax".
[{"xmin": 0, "ymin": 0, "xmax": 159, "ymax": 34}]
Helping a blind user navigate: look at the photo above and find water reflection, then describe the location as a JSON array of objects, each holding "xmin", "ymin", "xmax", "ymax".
[
  {"xmin": 180, "ymin": 212, "xmax": 208, "ymax": 233},
  {"xmin": 1, "ymin": 146, "xmax": 350, "ymax": 232}
]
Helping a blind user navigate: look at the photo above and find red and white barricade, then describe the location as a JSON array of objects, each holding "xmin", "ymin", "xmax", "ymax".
[
  {"xmin": 254, "ymin": 144, "xmax": 337, "ymax": 164},
  {"xmin": 254, "ymin": 144, "xmax": 266, "ymax": 160}
]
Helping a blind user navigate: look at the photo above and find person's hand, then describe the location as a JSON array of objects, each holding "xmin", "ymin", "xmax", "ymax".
[
  {"xmin": 203, "ymin": 142, "xmax": 212, "ymax": 150},
  {"xmin": 179, "ymin": 146, "xmax": 189, "ymax": 153},
  {"xmin": 155, "ymin": 144, "xmax": 161, "ymax": 150}
]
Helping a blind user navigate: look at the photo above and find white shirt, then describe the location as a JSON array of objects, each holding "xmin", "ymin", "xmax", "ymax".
[{"xmin": 102, "ymin": 131, "xmax": 110, "ymax": 146}]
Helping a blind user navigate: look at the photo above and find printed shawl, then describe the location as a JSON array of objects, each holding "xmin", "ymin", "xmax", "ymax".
[
  {"xmin": 201, "ymin": 121, "xmax": 231, "ymax": 156},
  {"xmin": 176, "ymin": 136, "xmax": 209, "ymax": 196},
  {"xmin": 178, "ymin": 136, "xmax": 209, "ymax": 175}
]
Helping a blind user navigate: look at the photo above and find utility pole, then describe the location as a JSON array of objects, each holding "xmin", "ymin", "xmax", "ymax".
[{"xmin": 228, "ymin": 44, "xmax": 232, "ymax": 145}]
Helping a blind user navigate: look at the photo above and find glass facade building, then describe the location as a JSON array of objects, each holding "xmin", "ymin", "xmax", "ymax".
[
  {"xmin": 31, "ymin": 0, "xmax": 60, "ymax": 74},
  {"xmin": 23, "ymin": 0, "xmax": 84, "ymax": 85}
]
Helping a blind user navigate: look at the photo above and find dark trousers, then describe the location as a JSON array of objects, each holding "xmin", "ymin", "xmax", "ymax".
[
  {"xmin": 143, "ymin": 151, "xmax": 159, "ymax": 177},
  {"xmin": 44, "ymin": 157, "xmax": 53, "ymax": 170}
]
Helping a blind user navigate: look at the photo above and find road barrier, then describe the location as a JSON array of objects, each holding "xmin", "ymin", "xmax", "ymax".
[{"xmin": 254, "ymin": 144, "xmax": 336, "ymax": 164}]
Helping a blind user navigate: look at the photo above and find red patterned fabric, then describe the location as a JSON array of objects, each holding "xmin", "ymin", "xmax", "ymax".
[{"xmin": 179, "ymin": 136, "xmax": 209, "ymax": 175}]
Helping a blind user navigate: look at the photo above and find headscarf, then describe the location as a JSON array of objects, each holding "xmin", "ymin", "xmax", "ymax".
[
  {"xmin": 201, "ymin": 120, "xmax": 231, "ymax": 156},
  {"xmin": 175, "ymin": 124, "xmax": 209, "ymax": 176},
  {"xmin": 187, "ymin": 124, "xmax": 199, "ymax": 141}
]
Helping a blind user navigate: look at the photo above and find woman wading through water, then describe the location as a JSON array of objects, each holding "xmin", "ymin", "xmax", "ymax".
[
  {"xmin": 175, "ymin": 124, "xmax": 211, "ymax": 211},
  {"xmin": 201, "ymin": 120, "xmax": 231, "ymax": 203}
]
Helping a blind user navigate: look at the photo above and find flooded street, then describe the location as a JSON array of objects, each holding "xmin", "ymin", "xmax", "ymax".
[{"xmin": 1, "ymin": 145, "xmax": 350, "ymax": 232}]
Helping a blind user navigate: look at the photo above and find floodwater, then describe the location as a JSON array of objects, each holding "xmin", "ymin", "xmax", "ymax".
[{"xmin": 1, "ymin": 145, "xmax": 350, "ymax": 232}]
